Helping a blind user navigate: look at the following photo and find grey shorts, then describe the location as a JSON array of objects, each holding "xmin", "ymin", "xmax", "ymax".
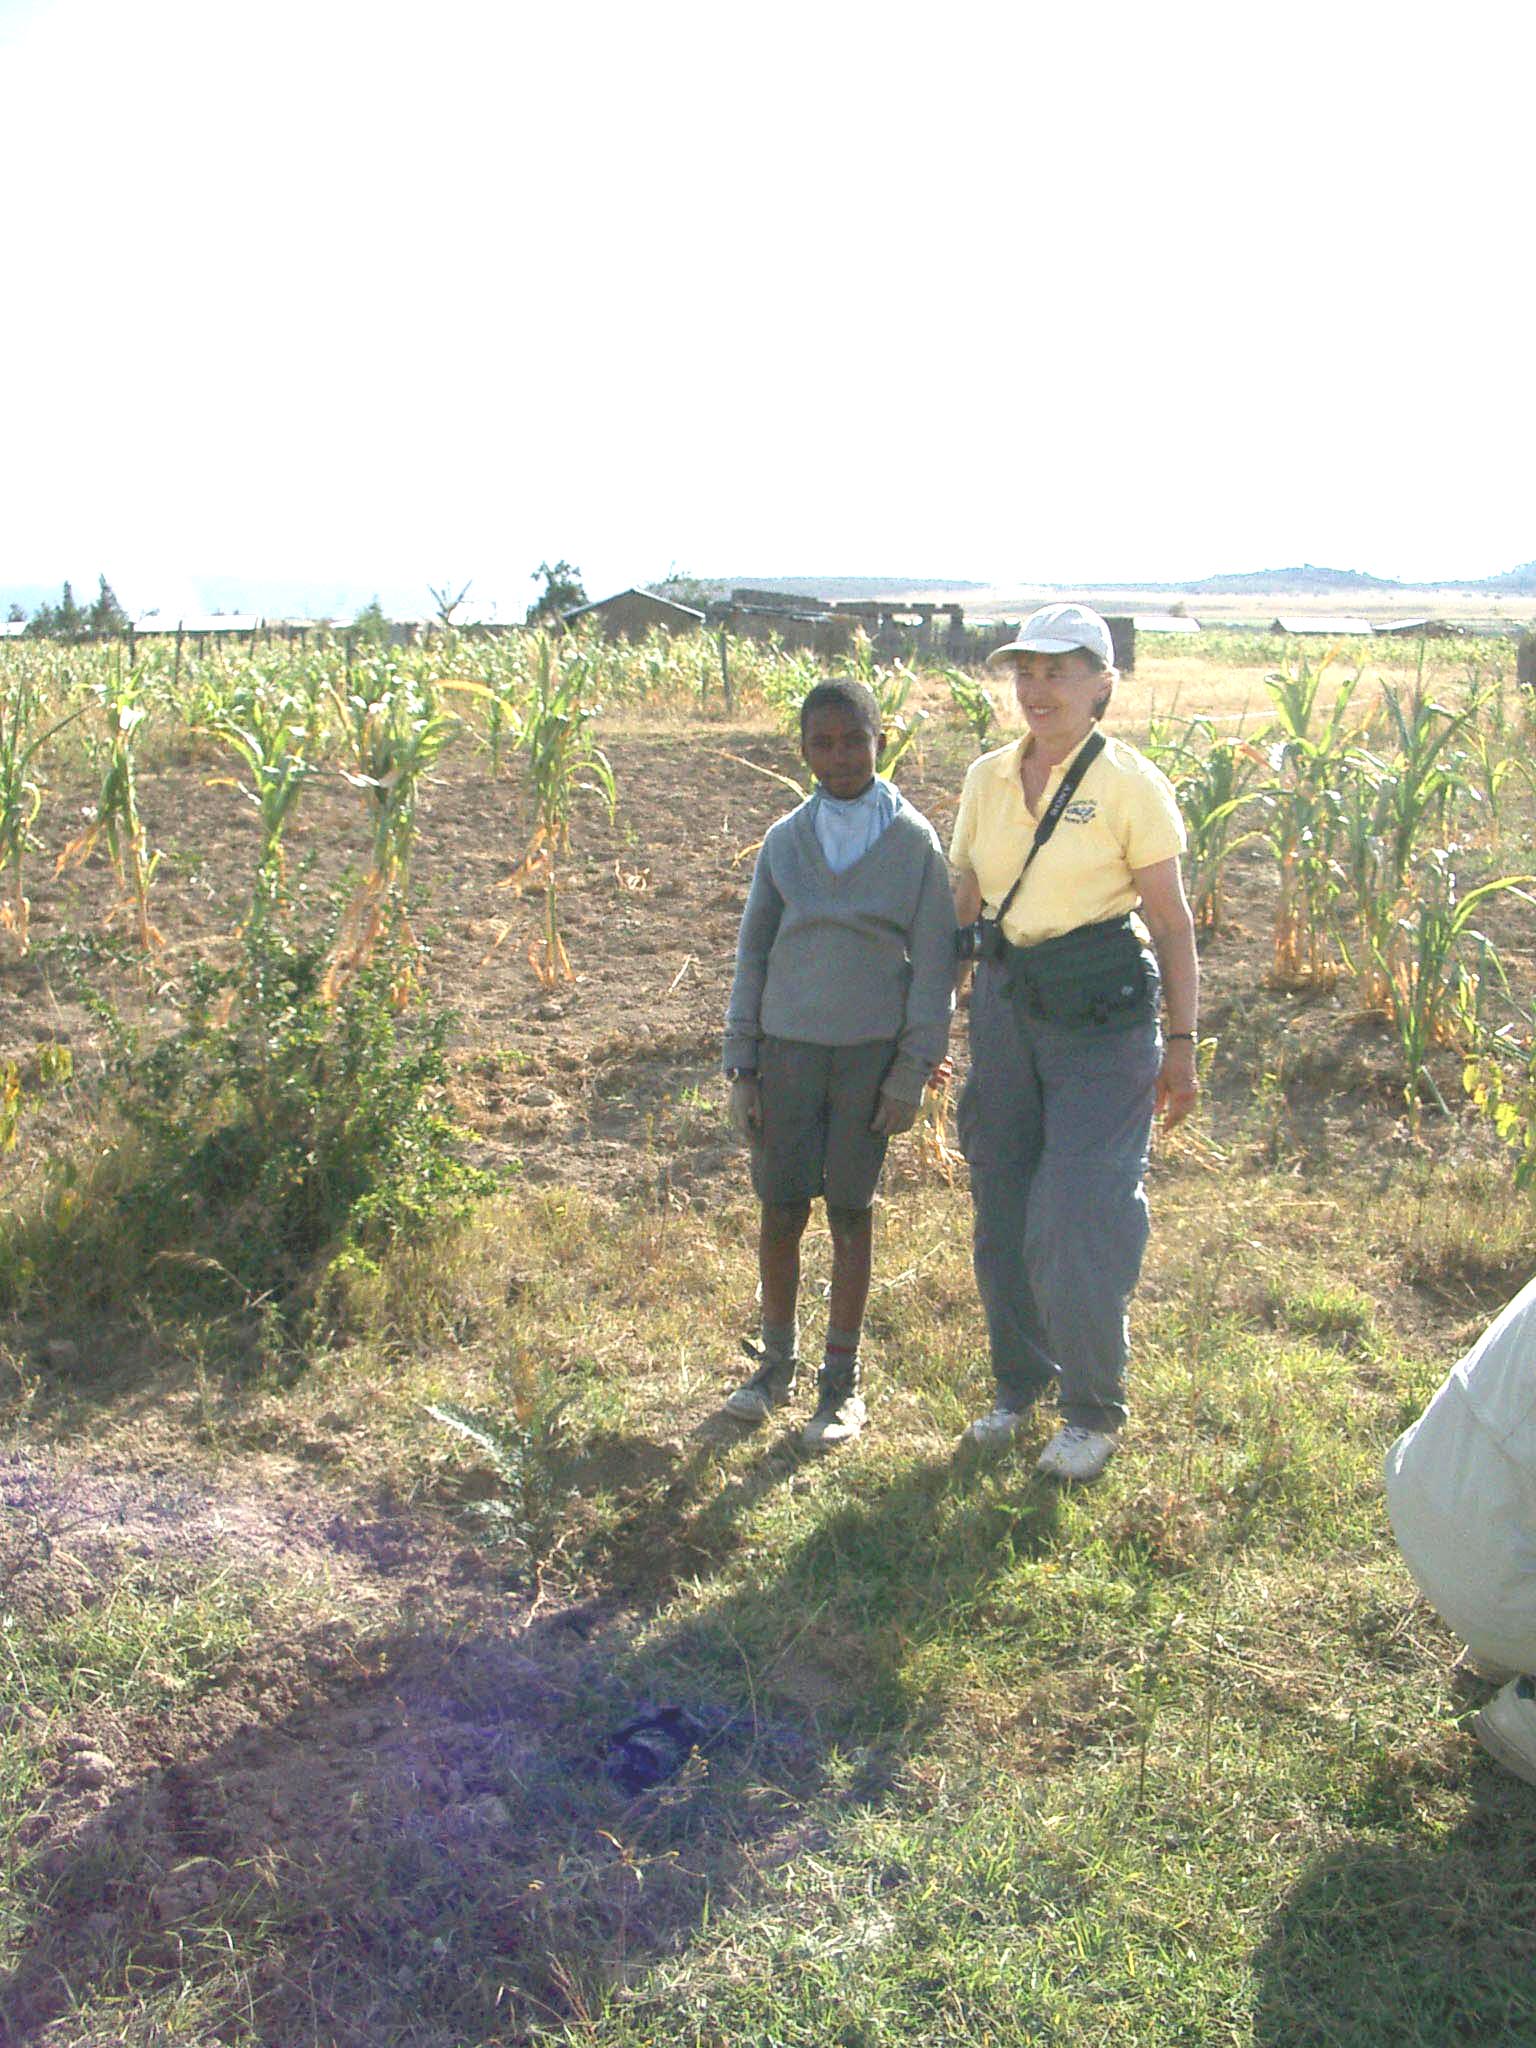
[{"xmin": 751, "ymin": 1036, "xmax": 897, "ymax": 1210}]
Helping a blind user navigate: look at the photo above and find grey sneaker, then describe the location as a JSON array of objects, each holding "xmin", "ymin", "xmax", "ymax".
[
  {"xmin": 803, "ymin": 1389, "xmax": 866, "ymax": 1449},
  {"xmin": 722, "ymin": 1345, "xmax": 797, "ymax": 1423},
  {"xmin": 1035, "ymin": 1425, "xmax": 1119, "ymax": 1483}
]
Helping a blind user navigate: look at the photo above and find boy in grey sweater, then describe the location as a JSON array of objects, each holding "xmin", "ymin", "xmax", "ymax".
[{"xmin": 722, "ymin": 679, "xmax": 956, "ymax": 1446}]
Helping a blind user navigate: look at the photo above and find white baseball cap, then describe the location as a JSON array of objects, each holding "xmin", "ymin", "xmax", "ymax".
[{"xmin": 987, "ymin": 602, "xmax": 1115, "ymax": 669}]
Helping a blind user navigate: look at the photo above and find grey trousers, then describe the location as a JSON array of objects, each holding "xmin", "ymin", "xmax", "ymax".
[{"xmin": 956, "ymin": 961, "xmax": 1161, "ymax": 1433}]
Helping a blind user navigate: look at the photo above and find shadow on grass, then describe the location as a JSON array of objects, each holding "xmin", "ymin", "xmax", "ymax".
[
  {"xmin": 1251, "ymin": 1775, "xmax": 1536, "ymax": 2047},
  {"xmin": 0, "ymin": 1451, "xmax": 1060, "ymax": 2045}
]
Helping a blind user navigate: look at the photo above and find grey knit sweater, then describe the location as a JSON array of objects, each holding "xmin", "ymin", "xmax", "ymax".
[{"xmin": 723, "ymin": 784, "xmax": 957, "ymax": 1103}]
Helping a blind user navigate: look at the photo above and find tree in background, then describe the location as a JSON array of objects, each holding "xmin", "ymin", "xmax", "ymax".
[
  {"xmin": 88, "ymin": 576, "xmax": 130, "ymax": 637},
  {"xmin": 353, "ymin": 597, "xmax": 391, "ymax": 646},
  {"xmin": 526, "ymin": 560, "xmax": 586, "ymax": 627},
  {"xmin": 24, "ymin": 578, "xmax": 129, "ymax": 640},
  {"xmin": 5, "ymin": 604, "xmax": 24, "ymax": 624},
  {"xmin": 645, "ymin": 566, "xmax": 718, "ymax": 613},
  {"xmin": 27, "ymin": 582, "xmax": 84, "ymax": 640}
]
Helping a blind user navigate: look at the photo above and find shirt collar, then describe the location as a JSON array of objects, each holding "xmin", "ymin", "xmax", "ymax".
[
  {"xmin": 992, "ymin": 725, "xmax": 1100, "ymax": 788},
  {"xmin": 813, "ymin": 775, "xmax": 895, "ymax": 813}
]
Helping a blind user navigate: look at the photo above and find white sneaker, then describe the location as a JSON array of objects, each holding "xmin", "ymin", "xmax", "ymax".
[
  {"xmin": 1473, "ymin": 1676, "xmax": 1536, "ymax": 1786},
  {"xmin": 964, "ymin": 1403, "xmax": 1032, "ymax": 1448},
  {"xmin": 1035, "ymin": 1425, "xmax": 1119, "ymax": 1483}
]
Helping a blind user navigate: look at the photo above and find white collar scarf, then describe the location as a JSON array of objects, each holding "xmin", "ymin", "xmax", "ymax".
[{"xmin": 812, "ymin": 777, "xmax": 899, "ymax": 875}]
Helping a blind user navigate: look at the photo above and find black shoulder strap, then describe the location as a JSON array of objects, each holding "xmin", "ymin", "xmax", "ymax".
[{"xmin": 992, "ymin": 730, "xmax": 1106, "ymax": 929}]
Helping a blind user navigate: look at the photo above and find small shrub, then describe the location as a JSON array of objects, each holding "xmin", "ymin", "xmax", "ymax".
[{"xmin": 1, "ymin": 912, "xmax": 494, "ymax": 1315}]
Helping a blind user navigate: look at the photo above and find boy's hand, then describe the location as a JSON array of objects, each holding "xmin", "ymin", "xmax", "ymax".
[
  {"xmin": 870, "ymin": 1088, "xmax": 920, "ymax": 1137},
  {"xmin": 728, "ymin": 1075, "xmax": 762, "ymax": 1142}
]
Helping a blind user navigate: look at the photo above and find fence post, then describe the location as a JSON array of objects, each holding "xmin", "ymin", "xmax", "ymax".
[
  {"xmin": 1518, "ymin": 631, "xmax": 1536, "ymax": 692},
  {"xmin": 719, "ymin": 630, "xmax": 734, "ymax": 716}
]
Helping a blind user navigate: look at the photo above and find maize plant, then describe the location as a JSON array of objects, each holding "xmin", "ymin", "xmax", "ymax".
[
  {"xmin": 1361, "ymin": 850, "xmax": 1535, "ymax": 1125},
  {"xmin": 324, "ymin": 659, "xmax": 463, "ymax": 998},
  {"xmin": 479, "ymin": 640, "xmax": 528, "ymax": 778},
  {"xmin": 506, "ymin": 635, "xmax": 616, "ymax": 985},
  {"xmin": 1464, "ymin": 721, "xmax": 1517, "ymax": 834},
  {"xmin": 1329, "ymin": 688, "xmax": 1478, "ymax": 1005},
  {"xmin": 199, "ymin": 668, "xmax": 327, "ymax": 907},
  {"xmin": 1144, "ymin": 715, "xmax": 1268, "ymax": 933},
  {"xmin": 1365, "ymin": 684, "xmax": 1477, "ymax": 884},
  {"xmin": 866, "ymin": 653, "xmax": 927, "ymax": 782},
  {"xmin": 0, "ymin": 681, "xmax": 87, "ymax": 954},
  {"xmin": 1258, "ymin": 657, "xmax": 1362, "ymax": 986},
  {"xmin": 944, "ymin": 666, "xmax": 997, "ymax": 750},
  {"xmin": 57, "ymin": 658, "xmax": 163, "ymax": 954},
  {"xmin": 1465, "ymin": 1006, "xmax": 1536, "ymax": 1194}
]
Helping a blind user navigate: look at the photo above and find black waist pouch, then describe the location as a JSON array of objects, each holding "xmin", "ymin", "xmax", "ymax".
[{"xmin": 1003, "ymin": 915, "xmax": 1157, "ymax": 1035}]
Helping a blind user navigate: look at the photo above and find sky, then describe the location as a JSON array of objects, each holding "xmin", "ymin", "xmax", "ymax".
[{"xmin": 2, "ymin": 0, "xmax": 1533, "ymax": 620}]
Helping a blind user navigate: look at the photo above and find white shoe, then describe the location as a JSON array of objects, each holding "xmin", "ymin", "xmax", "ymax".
[
  {"xmin": 964, "ymin": 1402, "xmax": 1031, "ymax": 1448},
  {"xmin": 1035, "ymin": 1425, "xmax": 1119, "ymax": 1483},
  {"xmin": 1473, "ymin": 1676, "xmax": 1536, "ymax": 1786}
]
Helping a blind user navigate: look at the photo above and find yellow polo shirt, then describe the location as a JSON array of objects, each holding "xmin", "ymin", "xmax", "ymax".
[{"xmin": 949, "ymin": 728, "xmax": 1186, "ymax": 947}]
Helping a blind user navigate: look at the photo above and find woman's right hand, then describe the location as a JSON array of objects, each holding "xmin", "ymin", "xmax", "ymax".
[{"xmin": 728, "ymin": 1075, "xmax": 762, "ymax": 1142}]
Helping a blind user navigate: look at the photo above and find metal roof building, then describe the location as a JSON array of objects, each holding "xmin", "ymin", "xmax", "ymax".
[
  {"xmin": 1374, "ymin": 618, "xmax": 1465, "ymax": 638},
  {"xmin": 563, "ymin": 589, "xmax": 705, "ymax": 639},
  {"xmin": 1270, "ymin": 615, "xmax": 1374, "ymax": 636}
]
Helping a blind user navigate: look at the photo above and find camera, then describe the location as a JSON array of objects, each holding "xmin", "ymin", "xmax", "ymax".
[{"xmin": 955, "ymin": 917, "xmax": 1005, "ymax": 964}]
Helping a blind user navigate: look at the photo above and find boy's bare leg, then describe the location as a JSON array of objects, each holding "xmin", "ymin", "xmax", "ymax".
[
  {"xmin": 759, "ymin": 1199, "xmax": 812, "ymax": 1327},
  {"xmin": 825, "ymin": 1204, "xmax": 873, "ymax": 1336},
  {"xmin": 805, "ymin": 1203, "xmax": 872, "ymax": 1445},
  {"xmin": 724, "ymin": 1200, "xmax": 809, "ymax": 1420}
]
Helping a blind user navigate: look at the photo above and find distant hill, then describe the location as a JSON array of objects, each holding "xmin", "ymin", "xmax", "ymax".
[
  {"xmin": 1180, "ymin": 564, "xmax": 1402, "ymax": 595},
  {"xmin": 1085, "ymin": 561, "xmax": 1536, "ymax": 598},
  {"xmin": 1453, "ymin": 560, "xmax": 1536, "ymax": 594}
]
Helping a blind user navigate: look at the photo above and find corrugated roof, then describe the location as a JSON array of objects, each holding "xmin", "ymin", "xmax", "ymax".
[
  {"xmin": 1133, "ymin": 614, "xmax": 1201, "ymax": 632},
  {"xmin": 564, "ymin": 588, "xmax": 705, "ymax": 623},
  {"xmin": 1269, "ymin": 616, "xmax": 1374, "ymax": 636},
  {"xmin": 1374, "ymin": 617, "xmax": 1463, "ymax": 637}
]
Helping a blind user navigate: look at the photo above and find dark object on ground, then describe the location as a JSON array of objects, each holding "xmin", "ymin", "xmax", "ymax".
[{"xmin": 604, "ymin": 1705, "xmax": 712, "ymax": 1793}]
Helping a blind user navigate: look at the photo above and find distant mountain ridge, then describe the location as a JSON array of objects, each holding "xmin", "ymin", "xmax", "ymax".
[
  {"xmin": 1179, "ymin": 564, "xmax": 1401, "ymax": 595},
  {"xmin": 1089, "ymin": 562, "xmax": 1536, "ymax": 597},
  {"xmin": 715, "ymin": 564, "xmax": 1536, "ymax": 602},
  {"xmin": 1464, "ymin": 561, "xmax": 1536, "ymax": 593}
]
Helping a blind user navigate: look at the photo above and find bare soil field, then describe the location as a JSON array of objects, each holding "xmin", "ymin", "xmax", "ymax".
[{"xmin": 0, "ymin": 713, "xmax": 1477, "ymax": 1211}]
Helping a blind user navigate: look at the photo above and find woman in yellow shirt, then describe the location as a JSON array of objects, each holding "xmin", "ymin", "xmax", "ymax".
[{"xmin": 950, "ymin": 604, "xmax": 1199, "ymax": 1482}]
